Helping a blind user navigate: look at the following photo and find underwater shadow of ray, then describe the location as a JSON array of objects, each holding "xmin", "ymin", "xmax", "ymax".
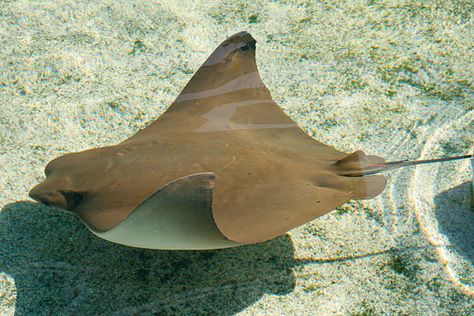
[
  {"xmin": 434, "ymin": 182, "xmax": 473, "ymax": 264},
  {"xmin": 0, "ymin": 202, "xmax": 296, "ymax": 315}
]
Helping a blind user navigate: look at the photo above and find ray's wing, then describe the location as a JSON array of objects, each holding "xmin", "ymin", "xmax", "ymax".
[
  {"xmin": 132, "ymin": 32, "xmax": 303, "ymax": 136},
  {"xmin": 212, "ymin": 162, "xmax": 387, "ymax": 244}
]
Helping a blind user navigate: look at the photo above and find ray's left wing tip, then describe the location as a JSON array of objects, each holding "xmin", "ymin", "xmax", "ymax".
[
  {"xmin": 220, "ymin": 31, "xmax": 257, "ymax": 51},
  {"xmin": 226, "ymin": 31, "xmax": 255, "ymax": 41}
]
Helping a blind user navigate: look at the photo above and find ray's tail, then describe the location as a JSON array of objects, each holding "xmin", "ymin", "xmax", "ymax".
[
  {"xmin": 377, "ymin": 154, "xmax": 472, "ymax": 174},
  {"xmin": 334, "ymin": 150, "xmax": 473, "ymax": 177}
]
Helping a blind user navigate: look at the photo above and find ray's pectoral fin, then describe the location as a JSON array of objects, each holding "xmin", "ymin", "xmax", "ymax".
[
  {"xmin": 139, "ymin": 31, "xmax": 299, "ymax": 136},
  {"xmin": 92, "ymin": 173, "xmax": 241, "ymax": 250},
  {"xmin": 344, "ymin": 174, "xmax": 387, "ymax": 200}
]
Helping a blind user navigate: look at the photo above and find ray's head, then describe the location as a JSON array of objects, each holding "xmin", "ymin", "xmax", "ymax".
[
  {"xmin": 29, "ymin": 184, "xmax": 85, "ymax": 210},
  {"xmin": 29, "ymin": 151, "xmax": 98, "ymax": 211}
]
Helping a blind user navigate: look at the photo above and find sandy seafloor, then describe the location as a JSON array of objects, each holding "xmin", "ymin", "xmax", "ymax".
[{"xmin": 1, "ymin": 0, "xmax": 473, "ymax": 315}]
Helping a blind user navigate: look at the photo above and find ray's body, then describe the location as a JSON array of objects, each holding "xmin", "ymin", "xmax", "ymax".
[{"xmin": 29, "ymin": 32, "xmax": 471, "ymax": 249}]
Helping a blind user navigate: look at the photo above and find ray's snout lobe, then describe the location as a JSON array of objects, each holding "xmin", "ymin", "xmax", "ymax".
[
  {"xmin": 29, "ymin": 182, "xmax": 84, "ymax": 210},
  {"xmin": 29, "ymin": 183, "xmax": 68, "ymax": 209}
]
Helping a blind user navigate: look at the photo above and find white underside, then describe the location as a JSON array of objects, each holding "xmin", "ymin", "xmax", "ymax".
[
  {"xmin": 91, "ymin": 174, "xmax": 241, "ymax": 250},
  {"xmin": 91, "ymin": 201, "xmax": 240, "ymax": 250}
]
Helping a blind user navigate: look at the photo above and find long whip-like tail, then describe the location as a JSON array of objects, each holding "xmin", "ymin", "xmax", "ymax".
[
  {"xmin": 336, "ymin": 151, "xmax": 473, "ymax": 177},
  {"xmin": 368, "ymin": 154, "xmax": 472, "ymax": 175}
]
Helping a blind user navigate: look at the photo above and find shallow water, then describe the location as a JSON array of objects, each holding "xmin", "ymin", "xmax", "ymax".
[{"xmin": 1, "ymin": 0, "xmax": 473, "ymax": 315}]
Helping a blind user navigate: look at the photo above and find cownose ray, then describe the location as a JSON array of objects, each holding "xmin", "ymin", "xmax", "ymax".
[{"xmin": 29, "ymin": 31, "xmax": 472, "ymax": 250}]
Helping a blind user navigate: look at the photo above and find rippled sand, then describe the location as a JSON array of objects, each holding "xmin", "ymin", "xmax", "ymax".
[{"xmin": 1, "ymin": 0, "xmax": 473, "ymax": 315}]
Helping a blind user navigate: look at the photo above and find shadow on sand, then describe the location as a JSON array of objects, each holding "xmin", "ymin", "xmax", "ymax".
[
  {"xmin": 434, "ymin": 182, "xmax": 473, "ymax": 265},
  {"xmin": 0, "ymin": 201, "xmax": 296, "ymax": 315}
]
